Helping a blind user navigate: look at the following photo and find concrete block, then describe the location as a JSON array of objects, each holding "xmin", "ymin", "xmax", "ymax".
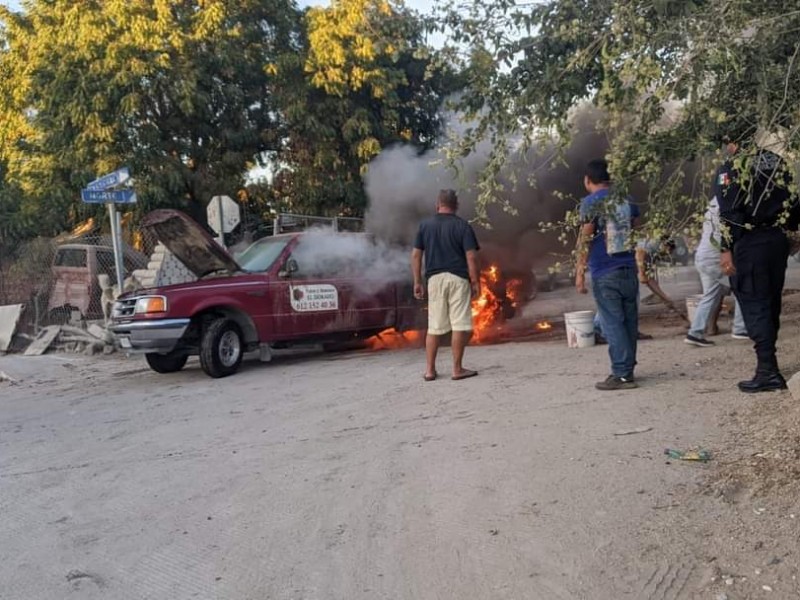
[
  {"xmin": 87, "ymin": 324, "xmax": 113, "ymax": 343},
  {"xmin": 24, "ymin": 325, "xmax": 60, "ymax": 356},
  {"xmin": 788, "ymin": 372, "xmax": 800, "ymax": 401},
  {"xmin": 0, "ymin": 304, "xmax": 24, "ymax": 353}
]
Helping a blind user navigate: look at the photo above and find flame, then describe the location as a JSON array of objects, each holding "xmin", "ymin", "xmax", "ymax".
[
  {"xmin": 535, "ymin": 321, "xmax": 553, "ymax": 331},
  {"xmin": 366, "ymin": 329, "xmax": 422, "ymax": 350},
  {"xmin": 470, "ymin": 264, "xmax": 523, "ymax": 343},
  {"xmin": 506, "ymin": 278, "xmax": 525, "ymax": 307},
  {"xmin": 368, "ymin": 264, "xmax": 525, "ymax": 349}
]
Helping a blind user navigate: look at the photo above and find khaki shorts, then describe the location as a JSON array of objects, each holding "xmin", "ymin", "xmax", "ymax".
[{"xmin": 427, "ymin": 272, "xmax": 473, "ymax": 335}]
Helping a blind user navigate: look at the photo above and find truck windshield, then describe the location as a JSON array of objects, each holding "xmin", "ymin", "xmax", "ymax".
[{"xmin": 236, "ymin": 238, "xmax": 290, "ymax": 272}]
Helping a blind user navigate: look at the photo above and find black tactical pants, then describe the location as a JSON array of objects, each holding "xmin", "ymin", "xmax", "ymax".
[{"xmin": 732, "ymin": 228, "xmax": 791, "ymax": 375}]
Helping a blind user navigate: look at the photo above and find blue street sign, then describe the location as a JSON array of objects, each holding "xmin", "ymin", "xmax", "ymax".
[
  {"xmin": 86, "ymin": 167, "xmax": 130, "ymax": 191},
  {"xmin": 81, "ymin": 189, "xmax": 137, "ymax": 204}
]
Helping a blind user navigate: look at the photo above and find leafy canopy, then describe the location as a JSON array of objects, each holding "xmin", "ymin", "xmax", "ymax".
[
  {"xmin": 436, "ymin": 0, "xmax": 800, "ymax": 238},
  {"xmin": 268, "ymin": 0, "xmax": 456, "ymax": 216},
  {"xmin": 0, "ymin": 0, "xmax": 296, "ymax": 233}
]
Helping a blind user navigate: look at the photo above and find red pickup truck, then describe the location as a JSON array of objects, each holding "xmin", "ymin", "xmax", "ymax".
[{"xmin": 110, "ymin": 210, "xmax": 424, "ymax": 378}]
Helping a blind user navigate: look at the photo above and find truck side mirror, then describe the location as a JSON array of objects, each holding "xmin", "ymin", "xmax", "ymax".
[{"xmin": 281, "ymin": 258, "xmax": 299, "ymax": 278}]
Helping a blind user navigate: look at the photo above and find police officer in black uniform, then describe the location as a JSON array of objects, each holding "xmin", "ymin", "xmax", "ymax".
[{"xmin": 717, "ymin": 142, "xmax": 800, "ymax": 392}]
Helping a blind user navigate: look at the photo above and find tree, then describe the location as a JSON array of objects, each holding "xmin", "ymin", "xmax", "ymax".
[
  {"xmin": 436, "ymin": 0, "xmax": 800, "ymax": 238},
  {"xmin": 271, "ymin": 0, "xmax": 458, "ymax": 216},
  {"xmin": 0, "ymin": 0, "xmax": 297, "ymax": 231}
]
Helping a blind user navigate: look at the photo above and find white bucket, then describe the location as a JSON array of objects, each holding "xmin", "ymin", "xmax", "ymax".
[
  {"xmin": 685, "ymin": 294, "xmax": 703, "ymax": 324},
  {"xmin": 564, "ymin": 310, "xmax": 596, "ymax": 349}
]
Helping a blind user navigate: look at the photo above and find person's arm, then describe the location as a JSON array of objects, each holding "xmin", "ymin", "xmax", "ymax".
[
  {"xmin": 466, "ymin": 249, "xmax": 480, "ymax": 298},
  {"xmin": 411, "ymin": 224, "xmax": 426, "ymax": 299},
  {"xmin": 575, "ymin": 221, "xmax": 594, "ymax": 294},
  {"xmin": 632, "ymin": 216, "xmax": 649, "ymax": 284},
  {"xmin": 635, "ymin": 247, "xmax": 649, "ymax": 284},
  {"xmin": 717, "ymin": 164, "xmax": 742, "ymax": 275},
  {"xmin": 411, "ymin": 248, "xmax": 424, "ymax": 299},
  {"xmin": 462, "ymin": 224, "xmax": 481, "ymax": 298},
  {"xmin": 784, "ymin": 171, "xmax": 800, "ymax": 233}
]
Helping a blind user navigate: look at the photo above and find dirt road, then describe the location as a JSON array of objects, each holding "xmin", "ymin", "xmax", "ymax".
[{"xmin": 3, "ymin": 306, "xmax": 798, "ymax": 599}]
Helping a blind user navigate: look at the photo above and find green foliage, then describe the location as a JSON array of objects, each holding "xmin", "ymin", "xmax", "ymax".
[
  {"xmin": 0, "ymin": 0, "xmax": 296, "ymax": 233},
  {"xmin": 272, "ymin": 0, "xmax": 458, "ymax": 216},
  {"xmin": 0, "ymin": 0, "xmax": 453, "ymax": 236},
  {"xmin": 436, "ymin": 0, "xmax": 800, "ymax": 235}
]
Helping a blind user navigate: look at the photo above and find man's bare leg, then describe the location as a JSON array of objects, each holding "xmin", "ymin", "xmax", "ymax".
[
  {"xmin": 451, "ymin": 330, "xmax": 477, "ymax": 379},
  {"xmin": 425, "ymin": 334, "xmax": 441, "ymax": 379}
]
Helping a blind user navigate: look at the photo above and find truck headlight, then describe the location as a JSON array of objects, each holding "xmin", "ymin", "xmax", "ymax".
[{"xmin": 134, "ymin": 296, "xmax": 168, "ymax": 314}]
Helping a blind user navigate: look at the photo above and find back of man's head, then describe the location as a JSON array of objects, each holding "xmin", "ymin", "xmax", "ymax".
[
  {"xmin": 585, "ymin": 159, "xmax": 611, "ymax": 185},
  {"xmin": 438, "ymin": 189, "xmax": 459, "ymax": 211}
]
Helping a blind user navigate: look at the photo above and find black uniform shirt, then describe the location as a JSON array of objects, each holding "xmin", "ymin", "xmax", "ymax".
[{"xmin": 717, "ymin": 150, "xmax": 800, "ymax": 250}]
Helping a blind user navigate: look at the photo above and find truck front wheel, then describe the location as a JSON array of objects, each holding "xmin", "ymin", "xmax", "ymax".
[
  {"xmin": 200, "ymin": 318, "xmax": 243, "ymax": 378},
  {"xmin": 145, "ymin": 352, "xmax": 188, "ymax": 374}
]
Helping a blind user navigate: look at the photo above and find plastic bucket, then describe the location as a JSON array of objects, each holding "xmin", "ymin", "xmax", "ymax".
[
  {"xmin": 564, "ymin": 310, "xmax": 596, "ymax": 349},
  {"xmin": 685, "ymin": 294, "xmax": 703, "ymax": 324}
]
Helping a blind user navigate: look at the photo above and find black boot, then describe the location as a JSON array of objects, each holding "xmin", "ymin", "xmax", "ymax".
[
  {"xmin": 738, "ymin": 373, "xmax": 787, "ymax": 393},
  {"xmin": 738, "ymin": 358, "xmax": 787, "ymax": 393}
]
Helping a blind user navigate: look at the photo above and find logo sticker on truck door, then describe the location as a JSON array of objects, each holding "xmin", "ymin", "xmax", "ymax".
[{"xmin": 290, "ymin": 284, "xmax": 339, "ymax": 312}]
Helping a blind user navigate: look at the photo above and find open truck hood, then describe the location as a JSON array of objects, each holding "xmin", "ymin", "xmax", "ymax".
[{"xmin": 141, "ymin": 209, "xmax": 241, "ymax": 278}]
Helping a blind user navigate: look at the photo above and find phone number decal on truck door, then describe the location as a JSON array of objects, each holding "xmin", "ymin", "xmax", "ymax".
[{"xmin": 290, "ymin": 284, "xmax": 339, "ymax": 312}]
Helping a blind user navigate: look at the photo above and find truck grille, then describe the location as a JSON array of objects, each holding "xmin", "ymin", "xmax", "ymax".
[{"xmin": 112, "ymin": 297, "xmax": 138, "ymax": 319}]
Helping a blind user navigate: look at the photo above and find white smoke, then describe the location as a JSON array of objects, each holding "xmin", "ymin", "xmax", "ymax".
[{"xmin": 290, "ymin": 228, "xmax": 411, "ymax": 296}]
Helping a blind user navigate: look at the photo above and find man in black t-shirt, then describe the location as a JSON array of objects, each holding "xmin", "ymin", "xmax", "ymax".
[{"xmin": 411, "ymin": 189, "xmax": 481, "ymax": 382}]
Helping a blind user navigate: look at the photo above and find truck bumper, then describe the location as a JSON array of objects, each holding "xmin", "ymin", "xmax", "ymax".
[{"xmin": 110, "ymin": 318, "xmax": 191, "ymax": 354}]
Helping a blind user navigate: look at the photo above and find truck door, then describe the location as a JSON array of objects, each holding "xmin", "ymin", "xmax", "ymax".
[
  {"xmin": 268, "ymin": 254, "xmax": 350, "ymax": 340},
  {"xmin": 269, "ymin": 240, "xmax": 401, "ymax": 340},
  {"xmin": 339, "ymin": 250, "xmax": 397, "ymax": 331}
]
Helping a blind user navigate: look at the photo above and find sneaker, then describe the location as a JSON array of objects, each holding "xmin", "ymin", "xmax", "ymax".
[
  {"xmin": 684, "ymin": 335, "xmax": 715, "ymax": 348},
  {"xmin": 595, "ymin": 375, "xmax": 638, "ymax": 391},
  {"xmin": 731, "ymin": 333, "xmax": 749, "ymax": 340}
]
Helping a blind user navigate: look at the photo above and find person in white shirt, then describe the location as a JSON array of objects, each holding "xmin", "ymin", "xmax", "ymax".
[{"xmin": 685, "ymin": 196, "xmax": 748, "ymax": 347}]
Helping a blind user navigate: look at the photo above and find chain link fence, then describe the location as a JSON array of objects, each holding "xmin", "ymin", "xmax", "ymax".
[{"xmin": 0, "ymin": 226, "xmax": 158, "ymax": 337}]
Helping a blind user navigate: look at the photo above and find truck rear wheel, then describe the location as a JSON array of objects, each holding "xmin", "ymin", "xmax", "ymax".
[
  {"xmin": 199, "ymin": 318, "xmax": 243, "ymax": 378},
  {"xmin": 145, "ymin": 352, "xmax": 188, "ymax": 374}
]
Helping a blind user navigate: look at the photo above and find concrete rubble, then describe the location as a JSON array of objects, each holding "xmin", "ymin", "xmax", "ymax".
[
  {"xmin": 22, "ymin": 323, "xmax": 118, "ymax": 356},
  {"xmin": 0, "ymin": 370, "xmax": 18, "ymax": 385},
  {"xmin": 787, "ymin": 371, "xmax": 800, "ymax": 401},
  {"xmin": 0, "ymin": 304, "xmax": 24, "ymax": 353},
  {"xmin": 133, "ymin": 242, "xmax": 196, "ymax": 288}
]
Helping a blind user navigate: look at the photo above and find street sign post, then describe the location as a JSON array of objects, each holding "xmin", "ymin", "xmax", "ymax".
[
  {"xmin": 86, "ymin": 167, "xmax": 130, "ymax": 191},
  {"xmin": 81, "ymin": 167, "xmax": 135, "ymax": 290},
  {"xmin": 207, "ymin": 195, "xmax": 240, "ymax": 248},
  {"xmin": 80, "ymin": 189, "xmax": 137, "ymax": 204}
]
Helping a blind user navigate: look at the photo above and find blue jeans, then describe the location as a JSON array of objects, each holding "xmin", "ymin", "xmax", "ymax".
[
  {"xmin": 592, "ymin": 267, "xmax": 639, "ymax": 378},
  {"xmin": 689, "ymin": 258, "xmax": 747, "ymax": 338},
  {"xmin": 594, "ymin": 292, "xmax": 640, "ymax": 336}
]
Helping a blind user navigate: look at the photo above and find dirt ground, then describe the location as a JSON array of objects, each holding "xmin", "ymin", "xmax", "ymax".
[{"xmin": 2, "ymin": 293, "xmax": 800, "ymax": 599}]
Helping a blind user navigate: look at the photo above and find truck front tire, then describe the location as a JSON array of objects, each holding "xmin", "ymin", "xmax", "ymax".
[
  {"xmin": 145, "ymin": 352, "xmax": 188, "ymax": 374},
  {"xmin": 200, "ymin": 318, "xmax": 243, "ymax": 378}
]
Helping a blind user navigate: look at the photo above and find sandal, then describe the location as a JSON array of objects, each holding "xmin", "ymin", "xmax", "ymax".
[{"xmin": 452, "ymin": 369, "xmax": 478, "ymax": 381}]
